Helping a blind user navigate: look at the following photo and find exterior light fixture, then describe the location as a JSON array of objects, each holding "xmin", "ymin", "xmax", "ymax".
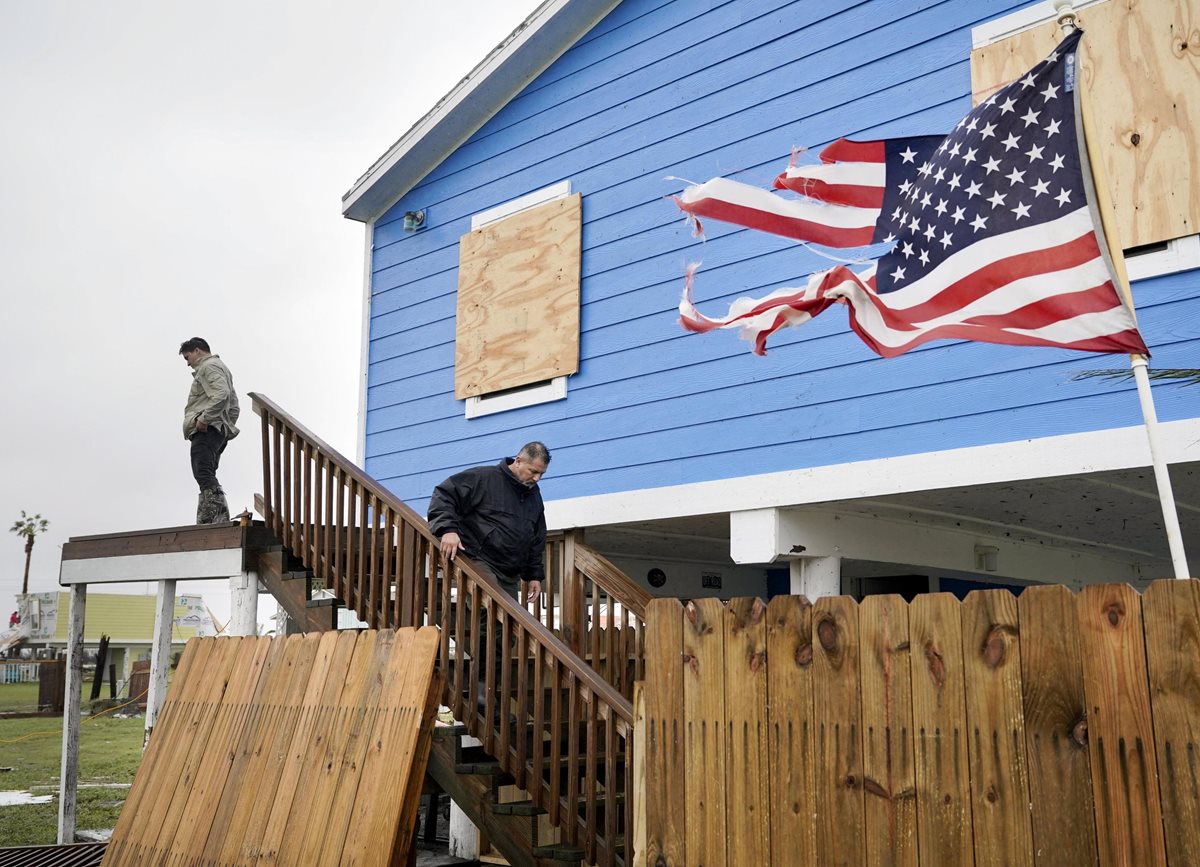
[
  {"xmin": 974, "ymin": 544, "xmax": 999, "ymax": 573},
  {"xmin": 403, "ymin": 210, "xmax": 426, "ymax": 232}
]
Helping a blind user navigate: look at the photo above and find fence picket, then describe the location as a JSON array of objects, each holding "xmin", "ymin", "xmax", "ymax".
[
  {"xmin": 684, "ymin": 597, "xmax": 727, "ymax": 867},
  {"xmin": 766, "ymin": 595, "xmax": 817, "ymax": 867},
  {"xmin": 860, "ymin": 594, "xmax": 917, "ymax": 867},
  {"xmin": 960, "ymin": 590, "xmax": 1034, "ymax": 867},
  {"xmin": 723, "ymin": 598, "xmax": 769, "ymax": 867},
  {"xmin": 1141, "ymin": 578, "xmax": 1200, "ymax": 865},
  {"xmin": 645, "ymin": 598, "xmax": 686, "ymax": 867},
  {"xmin": 1078, "ymin": 583, "xmax": 1167, "ymax": 867},
  {"xmin": 1018, "ymin": 584, "xmax": 1098, "ymax": 867},
  {"xmin": 909, "ymin": 593, "xmax": 974, "ymax": 867},
  {"xmin": 813, "ymin": 595, "xmax": 865, "ymax": 867}
]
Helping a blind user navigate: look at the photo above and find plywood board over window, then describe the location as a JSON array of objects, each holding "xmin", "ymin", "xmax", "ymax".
[
  {"xmin": 455, "ymin": 194, "xmax": 582, "ymax": 400},
  {"xmin": 971, "ymin": 0, "xmax": 1199, "ymax": 249}
]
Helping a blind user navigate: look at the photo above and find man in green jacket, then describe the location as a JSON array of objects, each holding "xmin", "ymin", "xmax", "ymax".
[{"xmin": 180, "ymin": 337, "xmax": 240, "ymax": 524}]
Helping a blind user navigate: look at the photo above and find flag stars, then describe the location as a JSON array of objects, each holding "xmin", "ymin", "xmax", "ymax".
[
  {"xmin": 999, "ymin": 95, "xmax": 1018, "ymax": 114},
  {"xmin": 966, "ymin": 117, "xmax": 979, "ymax": 132},
  {"xmin": 979, "ymin": 122, "xmax": 997, "ymax": 139},
  {"xmin": 1049, "ymin": 153, "xmax": 1066, "ymax": 172},
  {"xmin": 920, "ymin": 192, "xmax": 933, "ymax": 209},
  {"xmin": 951, "ymin": 206, "xmax": 966, "ymax": 223},
  {"xmin": 934, "ymin": 166, "xmax": 946, "ymax": 182},
  {"xmin": 1019, "ymin": 72, "xmax": 1037, "ymax": 88},
  {"xmin": 1012, "ymin": 201, "xmax": 1032, "ymax": 219},
  {"xmin": 909, "ymin": 216, "xmax": 921, "ymax": 232},
  {"xmin": 971, "ymin": 214, "xmax": 988, "ymax": 232},
  {"xmin": 947, "ymin": 173, "xmax": 962, "ymax": 190},
  {"xmin": 1006, "ymin": 167, "xmax": 1026, "ymax": 186},
  {"xmin": 1021, "ymin": 108, "xmax": 1040, "ymax": 126},
  {"xmin": 940, "ymin": 230, "xmax": 954, "ymax": 249},
  {"xmin": 892, "ymin": 205, "xmax": 905, "ymax": 221},
  {"xmin": 899, "ymin": 180, "xmax": 913, "ymax": 195},
  {"xmin": 1026, "ymin": 143, "xmax": 1045, "ymax": 162},
  {"xmin": 919, "ymin": 249, "xmax": 931, "ymax": 265},
  {"xmin": 962, "ymin": 147, "xmax": 978, "ymax": 164},
  {"xmin": 901, "ymin": 241, "xmax": 914, "ymax": 258},
  {"xmin": 899, "ymin": 146, "xmax": 918, "ymax": 163},
  {"xmin": 983, "ymin": 156, "xmax": 1002, "ymax": 174},
  {"xmin": 890, "ymin": 265, "xmax": 907, "ymax": 281},
  {"xmin": 1031, "ymin": 178, "xmax": 1050, "ymax": 197},
  {"xmin": 988, "ymin": 190, "xmax": 1007, "ymax": 209},
  {"xmin": 923, "ymin": 224, "xmax": 936, "ymax": 241},
  {"xmin": 1040, "ymin": 81, "xmax": 1059, "ymax": 101},
  {"xmin": 965, "ymin": 181, "xmax": 983, "ymax": 198},
  {"xmin": 1055, "ymin": 188, "xmax": 1072, "ymax": 206},
  {"xmin": 1044, "ymin": 118, "xmax": 1061, "ymax": 137},
  {"xmin": 1002, "ymin": 132, "xmax": 1021, "ymax": 151},
  {"xmin": 918, "ymin": 161, "xmax": 933, "ymax": 176},
  {"xmin": 948, "ymin": 142, "xmax": 961, "ymax": 157},
  {"xmin": 934, "ymin": 198, "xmax": 949, "ymax": 216}
]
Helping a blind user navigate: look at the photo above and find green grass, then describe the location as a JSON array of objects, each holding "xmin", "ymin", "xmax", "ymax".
[
  {"xmin": 0, "ymin": 712, "xmax": 145, "ymax": 845},
  {"xmin": 0, "ymin": 681, "xmax": 40, "ymax": 714}
]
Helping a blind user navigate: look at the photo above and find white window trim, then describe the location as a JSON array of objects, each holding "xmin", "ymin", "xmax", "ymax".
[
  {"xmin": 465, "ymin": 375, "xmax": 568, "ymax": 419},
  {"xmin": 971, "ymin": 0, "xmax": 1109, "ymax": 48},
  {"xmin": 471, "ymin": 180, "xmax": 572, "ymax": 230},
  {"xmin": 463, "ymin": 180, "xmax": 575, "ymax": 418},
  {"xmin": 973, "ymin": 3, "xmax": 1200, "ymax": 283},
  {"xmin": 1125, "ymin": 234, "xmax": 1200, "ymax": 282}
]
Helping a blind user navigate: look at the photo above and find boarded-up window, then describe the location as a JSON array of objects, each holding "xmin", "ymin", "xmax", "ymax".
[
  {"xmin": 971, "ymin": 0, "xmax": 1199, "ymax": 248},
  {"xmin": 454, "ymin": 193, "xmax": 582, "ymax": 400}
]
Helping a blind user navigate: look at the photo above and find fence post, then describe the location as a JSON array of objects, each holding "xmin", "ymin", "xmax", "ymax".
[{"xmin": 57, "ymin": 583, "xmax": 86, "ymax": 844}]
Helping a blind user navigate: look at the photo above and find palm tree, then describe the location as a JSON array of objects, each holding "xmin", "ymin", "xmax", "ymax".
[{"xmin": 10, "ymin": 511, "xmax": 50, "ymax": 596}]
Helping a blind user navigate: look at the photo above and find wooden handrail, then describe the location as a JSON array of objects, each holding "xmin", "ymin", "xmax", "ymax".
[{"xmin": 250, "ymin": 393, "xmax": 634, "ymax": 866}]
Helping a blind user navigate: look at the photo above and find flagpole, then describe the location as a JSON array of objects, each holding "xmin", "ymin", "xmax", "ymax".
[{"xmin": 1057, "ymin": 2, "xmax": 1191, "ymax": 578}]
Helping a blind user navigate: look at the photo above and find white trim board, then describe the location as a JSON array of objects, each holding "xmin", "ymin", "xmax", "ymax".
[
  {"xmin": 358, "ymin": 219, "xmax": 375, "ymax": 467},
  {"xmin": 544, "ymin": 418, "xmax": 1200, "ymax": 530},
  {"xmin": 971, "ymin": 0, "xmax": 1109, "ymax": 48},
  {"xmin": 59, "ymin": 550, "xmax": 245, "ymax": 585}
]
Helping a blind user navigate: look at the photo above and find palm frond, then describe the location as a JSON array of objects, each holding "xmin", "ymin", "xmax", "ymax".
[{"xmin": 1072, "ymin": 368, "xmax": 1200, "ymax": 386}]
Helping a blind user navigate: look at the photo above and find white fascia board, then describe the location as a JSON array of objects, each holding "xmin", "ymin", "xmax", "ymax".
[
  {"xmin": 357, "ymin": 219, "xmax": 375, "ymax": 467},
  {"xmin": 544, "ymin": 418, "xmax": 1200, "ymax": 530},
  {"xmin": 59, "ymin": 550, "xmax": 245, "ymax": 585},
  {"xmin": 342, "ymin": 0, "xmax": 619, "ymax": 223}
]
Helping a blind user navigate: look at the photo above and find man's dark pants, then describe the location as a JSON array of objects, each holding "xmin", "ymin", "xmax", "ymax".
[
  {"xmin": 468, "ymin": 560, "xmax": 521, "ymax": 709},
  {"xmin": 190, "ymin": 426, "xmax": 227, "ymax": 492}
]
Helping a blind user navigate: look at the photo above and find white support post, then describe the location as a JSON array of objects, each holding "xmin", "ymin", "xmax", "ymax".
[
  {"xmin": 789, "ymin": 556, "xmax": 842, "ymax": 599},
  {"xmin": 448, "ymin": 801, "xmax": 480, "ymax": 860},
  {"xmin": 1131, "ymin": 357, "xmax": 1192, "ymax": 578},
  {"xmin": 145, "ymin": 579, "xmax": 176, "ymax": 749},
  {"xmin": 57, "ymin": 583, "xmax": 87, "ymax": 844},
  {"xmin": 229, "ymin": 570, "xmax": 259, "ymax": 636}
]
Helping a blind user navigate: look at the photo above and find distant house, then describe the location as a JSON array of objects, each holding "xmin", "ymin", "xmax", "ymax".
[
  {"xmin": 341, "ymin": 0, "xmax": 1199, "ymax": 601},
  {"xmin": 14, "ymin": 591, "xmax": 216, "ymax": 690}
]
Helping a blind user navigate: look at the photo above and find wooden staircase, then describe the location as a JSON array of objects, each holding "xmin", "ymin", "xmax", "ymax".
[{"xmin": 249, "ymin": 393, "xmax": 648, "ymax": 867}]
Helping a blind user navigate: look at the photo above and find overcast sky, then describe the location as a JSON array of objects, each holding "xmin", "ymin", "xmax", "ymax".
[{"xmin": 1, "ymin": 0, "xmax": 535, "ymax": 629}]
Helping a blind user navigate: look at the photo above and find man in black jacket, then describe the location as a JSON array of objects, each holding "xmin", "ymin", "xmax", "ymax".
[{"xmin": 428, "ymin": 443, "xmax": 550, "ymax": 710}]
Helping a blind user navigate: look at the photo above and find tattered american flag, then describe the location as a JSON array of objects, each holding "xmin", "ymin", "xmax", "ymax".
[{"xmin": 674, "ymin": 29, "xmax": 1148, "ymax": 358}]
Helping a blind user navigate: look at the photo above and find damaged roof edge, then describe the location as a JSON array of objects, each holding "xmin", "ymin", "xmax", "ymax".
[{"xmin": 341, "ymin": 0, "xmax": 620, "ymax": 224}]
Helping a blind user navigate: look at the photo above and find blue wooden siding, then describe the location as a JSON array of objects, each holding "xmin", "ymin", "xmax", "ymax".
[{"xmin": 363, "ymin": 0, "xmax": 1200, "ymax": 513}]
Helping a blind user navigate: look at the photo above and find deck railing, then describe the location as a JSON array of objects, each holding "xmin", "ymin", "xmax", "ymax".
[
  {"xmin": 543, "ymin": 533, "xmax": 650, "ymax": 702},
  {"xmin": 251, "ymin": 393, "xmax": 634, "ymax": 866}
]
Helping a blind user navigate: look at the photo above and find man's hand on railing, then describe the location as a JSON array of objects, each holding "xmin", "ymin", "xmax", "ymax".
[
  {"xmin": 526, "ymin": 579, "xmax": 541, "ymax": 600},
  {"xmin": 439, "ymin": 532, "xmax": 462, "ymax": 561}
]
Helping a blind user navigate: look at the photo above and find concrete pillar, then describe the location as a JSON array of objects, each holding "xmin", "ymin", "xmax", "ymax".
[
  {"xmin": 57, "ymin": 584, "xmax": 86, "ymax": 844},
  {"xmin": 789, "ymin": 556, "xmax": 842, "ymax": 599},
  {"xmin": 229, "ymin": 570, "xmax": 259, "ymax": 636},
  {"xmin": 145, "ymin": 579, "xmax": 176, "ymax": 749}
]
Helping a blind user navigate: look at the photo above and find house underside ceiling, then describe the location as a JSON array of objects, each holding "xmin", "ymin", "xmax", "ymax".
[{"xmin": 582, "ymin": 461, "xmax": 1200, "ymax": 582}]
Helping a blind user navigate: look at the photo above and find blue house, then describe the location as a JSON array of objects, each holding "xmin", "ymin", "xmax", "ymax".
[{"xmin": 341, "ymin": 0, "xmax": 1199, "ymax": 603}]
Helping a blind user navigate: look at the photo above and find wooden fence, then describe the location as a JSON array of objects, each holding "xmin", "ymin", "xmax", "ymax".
[
  {"xmin": 102, "ymin": 629, "xmax": 442, "ymax": 867},
  {"xmin": 639, "ymin": 581, "xmax": 1200, "ymax": 867}
]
